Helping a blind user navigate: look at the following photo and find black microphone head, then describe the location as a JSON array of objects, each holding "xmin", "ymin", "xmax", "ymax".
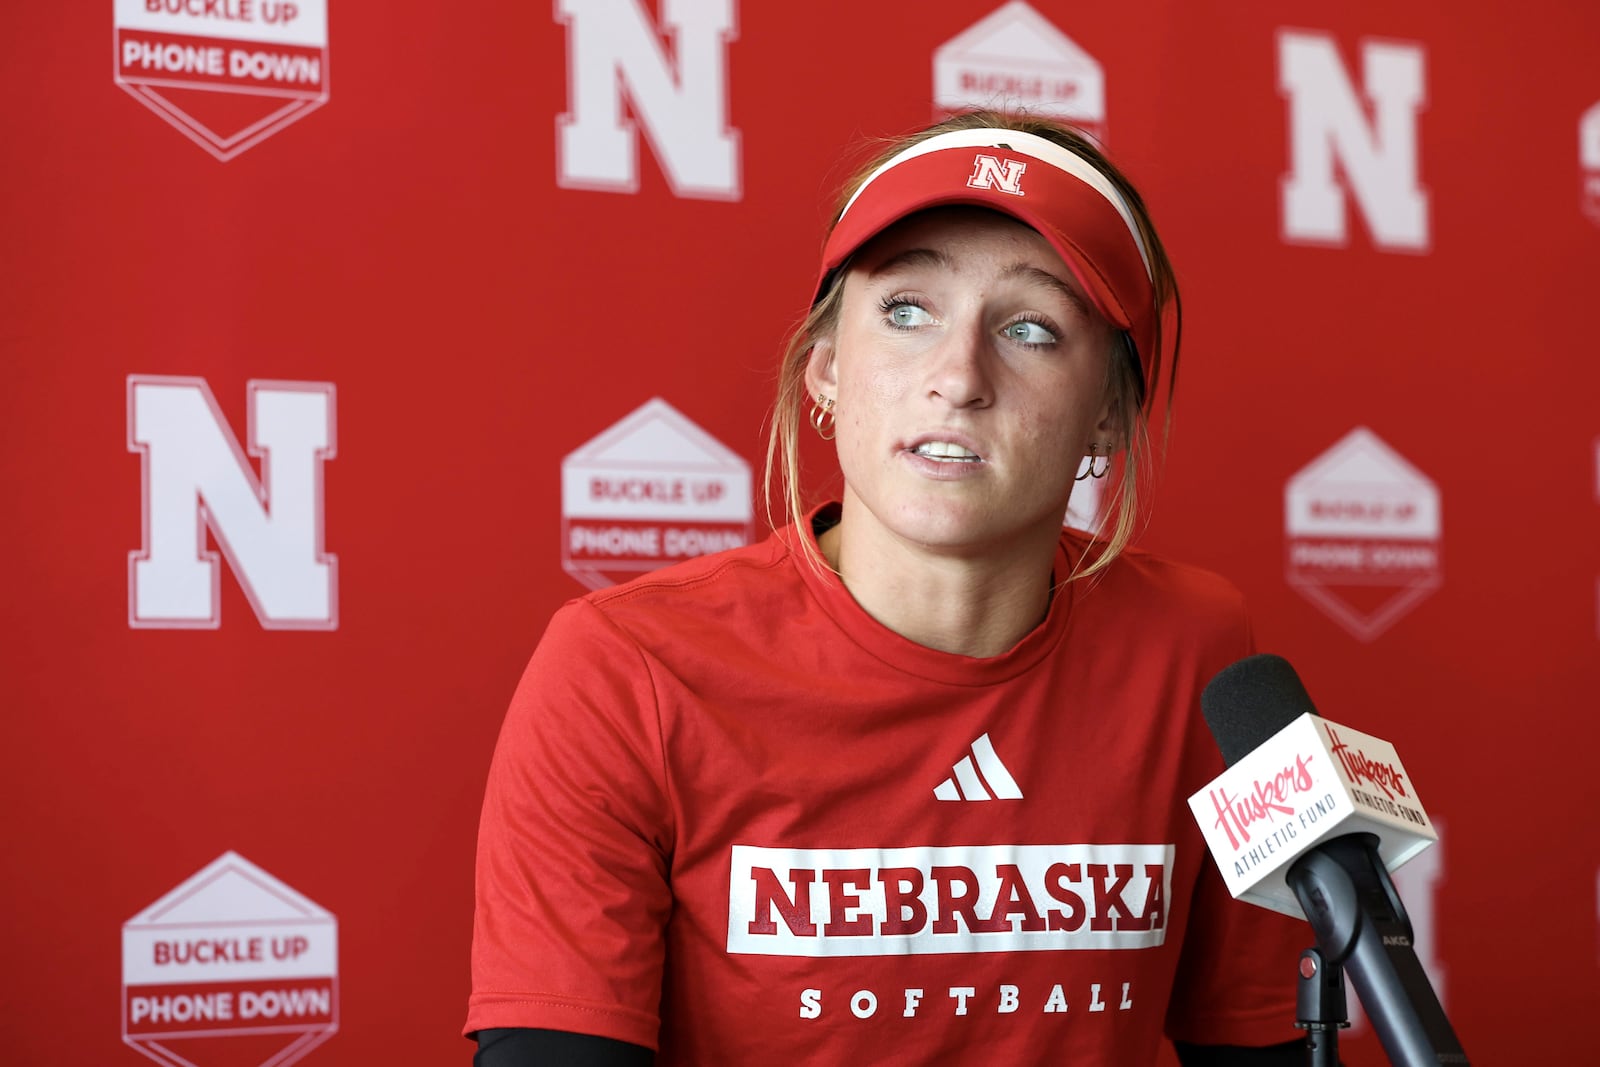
[{"xmin": 1201, "ymin": 653, "xmax": 1321, "ymax": 766}]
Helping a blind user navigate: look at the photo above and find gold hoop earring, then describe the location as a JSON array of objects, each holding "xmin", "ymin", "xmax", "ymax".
[
  {"xmin": 1076, "ymin": 443, "xmax": 1110, "ymax": 481},
  {"xmin": 810, "ymin": 395, "xmax": 836, "ymax": 440}
]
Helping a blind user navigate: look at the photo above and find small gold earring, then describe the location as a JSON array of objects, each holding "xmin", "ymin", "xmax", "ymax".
[
  {"xmin": 1077, "ymin": 443, "xmax": 1110, "ymax": 481},
  {"xmin": 810, "ymin": 395, "xmax": 836, "ymax": 440}
]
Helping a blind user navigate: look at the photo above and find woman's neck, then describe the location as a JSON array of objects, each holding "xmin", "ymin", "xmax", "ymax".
[{"xmin": 817, "ymin": 499, "xmax": 1061, "ymax": 658}]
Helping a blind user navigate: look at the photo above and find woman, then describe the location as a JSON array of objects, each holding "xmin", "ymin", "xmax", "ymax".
[{"xmin": 468, "ymin": 111, "xmax": 1307, "ymax": 1065}]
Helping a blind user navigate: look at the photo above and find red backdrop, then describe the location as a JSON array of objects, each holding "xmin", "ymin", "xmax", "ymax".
[{"xmin": 5, "ymin": 1, "xmax": 1598, "ymax": 1063}]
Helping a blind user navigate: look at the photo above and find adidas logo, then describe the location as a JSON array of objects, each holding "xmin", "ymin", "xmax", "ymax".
[{"xmin": 933, "ymin": 733, "xmax": 1023, "ymax": 801}]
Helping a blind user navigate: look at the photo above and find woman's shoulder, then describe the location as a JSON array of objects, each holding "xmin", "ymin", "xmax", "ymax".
[
  {"xmin": 1064, "ymin": 529, "xmax": 1244, "ymax": 605},
  {"xmin": 1060, "ymin": 529, "xmax": 1251, "ymax": 650},
  {"xmin": 551, "ymin": 526, "xmax": 808, "ymax": 646},
  {"xmin": 590, "ymin": 525, "xmax": 795, "ymax": 600}
]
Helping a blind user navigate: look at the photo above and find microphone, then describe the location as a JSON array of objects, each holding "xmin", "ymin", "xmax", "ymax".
[{"xmin": 1188, "ymin": 653, "xmax": 1468, "ymax": 1066}]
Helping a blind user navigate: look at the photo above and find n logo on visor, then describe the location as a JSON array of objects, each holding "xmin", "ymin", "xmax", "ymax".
[{"xmin": 967, "ymin": 154, "xmax": 1027, "ymax": 196}]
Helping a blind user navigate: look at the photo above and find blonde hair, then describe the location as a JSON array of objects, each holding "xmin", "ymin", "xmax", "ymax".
[{"xmin": 764, "ymin": 110, "xmax": 1182, "ymax": 581}]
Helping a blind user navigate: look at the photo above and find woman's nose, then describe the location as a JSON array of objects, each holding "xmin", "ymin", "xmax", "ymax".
[{"xmin": 924, "ymin": 321, "xmax": 993, "ymax": 409}]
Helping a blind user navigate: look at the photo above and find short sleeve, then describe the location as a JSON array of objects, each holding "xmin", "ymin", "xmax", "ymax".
[
  {"xmin": 1164, "ymin": 838, "xmax": 1308, "ymax": 1046},
  {"xmin": 465, "ymin": 600, "xmax": 674, "ymax": 1050},
  {"xmin": 1165, "ymin": 579, "xmax": 1304, "ymax": 1047}
]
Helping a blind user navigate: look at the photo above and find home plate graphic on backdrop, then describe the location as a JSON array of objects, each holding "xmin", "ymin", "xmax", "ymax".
[
  {"xmin": 1285, "ymin": 427, "xmax": 1442, "ymax": 642},
  {"xmin": 561, "ymin": 398, "xmax": 752, "ymax": 590},
  {"xmin": 122, "ymin": 852, "xmax": 338, "ymax": 1067},
  {"xmin": 1582, "ymin": 100, "xmax": 1600, "ymax": 225},
  {"xmin": 933, "ymin": 1, "xmax": 1106, "ymax": 140},
  {"xmin": 113, "ymin": 0, "xmax": 329, "ymax": 161}
]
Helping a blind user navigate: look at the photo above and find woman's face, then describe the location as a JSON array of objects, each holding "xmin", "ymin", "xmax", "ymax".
[{"xmin": 807, "ymin": 207, "xmax": 1118, "ymax": 561}]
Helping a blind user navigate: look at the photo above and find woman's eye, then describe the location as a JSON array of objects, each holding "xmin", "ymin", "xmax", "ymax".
[
  {"xmin": 1003, "ymin": 320, "xmax": 1056, "ymax": 344},
  {"xmin": 886, "ymin": 302, "xmax": 932, "ymax": 328}
]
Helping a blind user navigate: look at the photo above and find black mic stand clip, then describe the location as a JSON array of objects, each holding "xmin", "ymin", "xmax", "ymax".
[{"xmin": 1286, "ymin": 832, "xmax": 1470, "ymax": 1067}]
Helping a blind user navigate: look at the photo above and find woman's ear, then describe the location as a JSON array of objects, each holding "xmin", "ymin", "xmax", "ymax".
[
  {"xmin": 1091, "ymin": 371, "xmax": 1131, "ymax": 454},
  {"xmin": 1095, "ymin": 336, "xmax": 1136, "ymax": 454},
  {"xmin": 804, "ymin": 337, "xmax": 837, "ymax": 400},
  {"xmin": 1095, "ymin": 403, "xmax": 1127, "ymax": 454}
]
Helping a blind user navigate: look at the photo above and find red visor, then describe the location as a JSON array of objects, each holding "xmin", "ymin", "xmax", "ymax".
[{"xmin": 815, "ymin": 129, "xmax": 1161, "ymax": 404}]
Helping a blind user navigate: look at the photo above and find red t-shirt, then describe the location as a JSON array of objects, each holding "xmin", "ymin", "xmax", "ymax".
[{"xmin": 467, "ymin": 512, "xmax": 1306, "ymax": 1062}]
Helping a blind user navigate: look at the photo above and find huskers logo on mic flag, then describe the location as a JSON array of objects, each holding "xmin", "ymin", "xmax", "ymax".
[
  {"xmin": 113, "ymin": 0, "xmax": 329, "ymax": 161},
  {"xmin": 1284, "ymin": 427, "xmax": 1441, "ymax": 641},
  {"xmin": 122, "ymin": 852, "xmax": 338, "ymax": 1067},
  {"xmin": 560, "ymin": 398, "xmax": 752, "ymax": 590}
]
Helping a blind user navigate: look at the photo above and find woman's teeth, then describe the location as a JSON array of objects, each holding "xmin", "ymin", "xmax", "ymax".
[{"xmin": 913, "ymin": 441, "xmax": 980, "ymax": 462}]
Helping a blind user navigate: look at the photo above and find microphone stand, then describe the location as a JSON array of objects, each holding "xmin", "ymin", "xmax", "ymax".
[
  {"xmin": 1286, "ymin": 833, "xmax": 1470, "ymax": 1066},
  {"xmin": 1295, "ymin": 947, "xmax": 1346, "ymax": 1067}
]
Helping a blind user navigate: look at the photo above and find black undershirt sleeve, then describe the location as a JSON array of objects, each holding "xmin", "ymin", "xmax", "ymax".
[
  {"xmin": 471, "ymin": 1030, "xmax": 1306, "ymax": 1066},
  {"xmin": 1173, "ymin": 1039, "xmax": 1310, "ymax": 1067},
  {"xmin": 472, "ymin": 1028, "xmax": 654, "ymax": 1067}
]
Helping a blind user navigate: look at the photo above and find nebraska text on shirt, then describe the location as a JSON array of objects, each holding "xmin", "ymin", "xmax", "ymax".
[{"xmin": 727, "ymin": 844, "xmax": 1174, "ymax": 956}]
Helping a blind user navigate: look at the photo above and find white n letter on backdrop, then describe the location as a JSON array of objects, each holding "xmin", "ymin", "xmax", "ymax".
[
  {"xmin": 556, "ymin": 0, "xmax": 741, "ymax": 200},
  {"xmin": 1278, "ymin": 30, "xmax": 1428, "ymax": 251},
  {"xmin": 128, "ymin": 376, "xmax": 337, "ymax": 630}
]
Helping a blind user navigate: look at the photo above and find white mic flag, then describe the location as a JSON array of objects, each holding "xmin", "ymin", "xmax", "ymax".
[{"xmin": 1187, "ymin": 713, "xmax": 1437, "ymax": 917}]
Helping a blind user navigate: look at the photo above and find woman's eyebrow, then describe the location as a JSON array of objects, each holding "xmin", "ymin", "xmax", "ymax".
[
  {"xmin": 867, "ymin": 247, "xmax": 951, "ymax": 278},
  {"xmin": 1003, "ymin": 262, "xmax": 1090, "ymax": 312}
]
